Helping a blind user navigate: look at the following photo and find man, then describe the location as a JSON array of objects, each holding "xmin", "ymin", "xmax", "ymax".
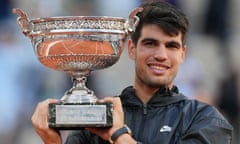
[{"xmin": 32, "ymin": 1, "xmax": 233, "ymax": 144}]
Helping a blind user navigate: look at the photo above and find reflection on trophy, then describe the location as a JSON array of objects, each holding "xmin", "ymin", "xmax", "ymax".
[{"xmin": 13, "ymin": 8, "xmax": 140, "ymax": 129}]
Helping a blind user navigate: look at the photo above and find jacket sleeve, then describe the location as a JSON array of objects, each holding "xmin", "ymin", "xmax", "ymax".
[
  {"xmin": 178, "ymin": 106, "xmax": 233, "ymax": 144},
  {"xmin": 65, "ymin": 131, "xmax": 90, "ymax": 144},
  {"xmin": 64, "ymin": 130, "xmax": 109, "ymax": 144}
]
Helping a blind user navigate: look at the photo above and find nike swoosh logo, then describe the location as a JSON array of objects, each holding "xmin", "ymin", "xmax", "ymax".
[{"xmin": 160, "ymin": 125, "xmax": 172, "ymax": 133}]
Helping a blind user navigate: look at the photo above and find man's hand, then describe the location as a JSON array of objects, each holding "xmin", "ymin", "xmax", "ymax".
[
  {"xmin": 86, "ymin": 97, "xmax": 136, "ymax": 144},
  {"xmin": 31, "ymin": 99, "xmax": 62, "ymax": 144}
]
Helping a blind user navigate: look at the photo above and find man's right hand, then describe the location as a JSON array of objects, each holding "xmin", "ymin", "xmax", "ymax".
[{"xmin": 31, "ymin": 99, "xmax": 62, "ymax": 144}]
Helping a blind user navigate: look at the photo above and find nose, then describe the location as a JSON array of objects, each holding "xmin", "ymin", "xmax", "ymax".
[{"xmin": 153, "ymin": 45, "xmax": 167, "ymax": 60}]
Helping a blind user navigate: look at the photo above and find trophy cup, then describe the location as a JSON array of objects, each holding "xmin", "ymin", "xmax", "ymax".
[{"xmin": 13, "ymin": 8, "xmax": 141, "ymax": 129}]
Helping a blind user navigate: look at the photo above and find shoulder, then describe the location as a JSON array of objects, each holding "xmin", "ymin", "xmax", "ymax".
[
  {"xmin": 182, "ymin": 99, "xmax": 233, "ymax": 136},
  {"xmin": 179, "ymin": 98, "xmax": 229, "ymax": 124},
  {"xmin": 175, "ymin": 98, "xmax": 233, "ymax": 143},
  {"xmin": 183, "ymin": 99, "xmax": 227, "ymax": 121}
]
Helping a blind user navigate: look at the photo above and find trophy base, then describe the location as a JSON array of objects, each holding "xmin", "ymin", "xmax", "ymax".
[{"xmin": 48, "ymin": 102, "xmax": 113, "ymax": 130}]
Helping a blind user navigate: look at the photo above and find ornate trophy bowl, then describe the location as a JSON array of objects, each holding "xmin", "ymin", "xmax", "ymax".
[{"xmin": 13, "ymin": 8, "xmax": 141, "ymax": 129}]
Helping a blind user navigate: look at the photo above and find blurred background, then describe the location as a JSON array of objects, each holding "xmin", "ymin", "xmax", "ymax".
[{"xmin": 0, "ymin": 0, "xmax": 239, "ymax": 143}]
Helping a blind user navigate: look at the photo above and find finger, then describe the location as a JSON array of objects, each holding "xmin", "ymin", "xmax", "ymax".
[
  {"xmin": 98, "ymin": 96, "xmax": 121, "ymax": 104},
  {"xmin": 32, "ymin": 99, "xmax": 59, "ymax": 129}
]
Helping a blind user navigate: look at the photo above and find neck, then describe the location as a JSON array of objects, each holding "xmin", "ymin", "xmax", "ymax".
[
  {"xmin": 134, "ymin": 85, "xmax": 157, "ymax": 104},
  {"xmin": 134, "ymin": 81, "xmax": 174, "ymax": 104}
]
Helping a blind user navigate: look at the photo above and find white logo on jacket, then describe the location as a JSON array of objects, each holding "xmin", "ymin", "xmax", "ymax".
[{"xmin": 160, "ymin": 125, "xmax": 172, "ymax": 133}]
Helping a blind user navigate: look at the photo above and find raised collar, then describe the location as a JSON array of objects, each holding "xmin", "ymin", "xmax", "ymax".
[{"xmin": 120, "ymin": 85, "xmax": 187, "ymax": 107}]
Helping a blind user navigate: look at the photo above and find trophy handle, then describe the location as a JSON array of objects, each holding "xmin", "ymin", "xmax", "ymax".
[
  {"xmin": 126, "ymin": 7, "xmax": 143, "ymax": 33},
  {"xmin": 12, "ymin": 8, "xmax": 30, "ymax": 37}
]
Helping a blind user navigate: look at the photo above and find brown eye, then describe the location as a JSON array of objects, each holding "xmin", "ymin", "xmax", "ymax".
[
  {"xmin": 145, "ymin": 41, "xmax": 154, "ymax": 46},
  {"xmin": 166, "ymin": 42, "xmax": 180, "ymax": 49},
  {"xmin": 142, "ymin": 39, "xmax": 158, "ymax": 48}
]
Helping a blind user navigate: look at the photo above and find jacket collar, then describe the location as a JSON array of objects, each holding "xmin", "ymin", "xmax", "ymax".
[{"xmin": 120, "ymin": 85, "xmax": 187, "ymax": 107}]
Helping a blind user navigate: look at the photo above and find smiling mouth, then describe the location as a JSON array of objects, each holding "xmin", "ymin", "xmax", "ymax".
[
  {"xmin": 149, "ymin": 62, "xmax": 170, "ymax": 69},
  {"xmin": 148, "ymin": 63, "xmax": 170, "ymax": 74},
  {"xmin": 150, "ymin": 65, "xmax": 168, "ymax": 70}
]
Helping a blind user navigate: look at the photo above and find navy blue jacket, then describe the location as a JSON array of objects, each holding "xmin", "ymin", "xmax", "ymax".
[{"xmin": 65, "ymin": 86, "xmax": 233, "ymax": 144}]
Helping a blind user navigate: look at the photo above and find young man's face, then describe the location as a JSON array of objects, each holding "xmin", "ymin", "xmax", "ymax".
[{"xmin": 128, "ymin": 24, "xmax": 186, "ymax": 89}]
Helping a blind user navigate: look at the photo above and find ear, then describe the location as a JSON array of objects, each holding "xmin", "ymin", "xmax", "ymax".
[
  {"xmin": 128, "ymin": 39, "xmax": 136, "ymax": 60},
  {"xmin": 180, "ymin": 45, "xmax": 187, "ymax": 63}
]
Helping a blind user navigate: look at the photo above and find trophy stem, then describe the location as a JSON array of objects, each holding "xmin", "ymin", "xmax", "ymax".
[{"xmin": 61, "ymin": 72, "xmax": 97, "ymax": 104}]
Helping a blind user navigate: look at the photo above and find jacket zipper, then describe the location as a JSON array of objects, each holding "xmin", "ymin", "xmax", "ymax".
[{"xmin": 143, "ymin": 104, "xmax": 147, "ymax": 115}]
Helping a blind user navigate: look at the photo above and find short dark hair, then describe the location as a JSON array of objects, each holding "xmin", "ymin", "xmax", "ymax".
[{"xmin": 131, "ymin": 1, "xmax": 189, "ymax": 45}]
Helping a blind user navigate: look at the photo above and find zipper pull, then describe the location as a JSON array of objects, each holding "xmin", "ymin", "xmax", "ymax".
[{"xmin": 143, "ymin": 104, "xmax": 147, "ymax": 115}]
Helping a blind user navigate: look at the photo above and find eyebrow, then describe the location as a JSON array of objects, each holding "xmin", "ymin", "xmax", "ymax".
[
  {"xmin": 141, "ymin": 37, "xmax": 181, "ymax": 47},
  {"xmin": 141, "ymin": 38, "xmax": 158, "ymax": 43},
  {"xmin": 166, "ymin": 40, "xmax": 181, "ymax": 48}
]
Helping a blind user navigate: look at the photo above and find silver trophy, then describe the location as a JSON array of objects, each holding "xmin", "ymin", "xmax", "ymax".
[{"xmin": 13, "ymin": 8, "xmax": 141, "ymax": 129}]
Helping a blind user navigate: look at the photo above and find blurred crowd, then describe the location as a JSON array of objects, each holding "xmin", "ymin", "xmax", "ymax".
[{"xmin": 0, "ymin": 0, "xmax": 239, "ymax": 144}]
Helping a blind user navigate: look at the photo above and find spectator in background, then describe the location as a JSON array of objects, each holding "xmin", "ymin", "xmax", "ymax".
[
  {"xmin": 174, "ymin": 55, "xmax": 214, "ymax": 105},
  {"xmin": 218, "ymin": 70, "xmax": 239, "ymax": 144},
  {"xmin": 0, "ymin": 0, "xmax": 12, "ymax": 20},
  {"xmin": 203, "ymin": 0, "xmax": 230, "ymax": 45},
  {"xmin": 203, "ymin": 0, "xmax": 239, "ymax": 143}
]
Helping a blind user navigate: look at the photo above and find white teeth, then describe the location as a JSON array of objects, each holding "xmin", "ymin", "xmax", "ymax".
[{"xmin": 151, "ymin": 65, "xmax": 166, "ymax": 70}]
